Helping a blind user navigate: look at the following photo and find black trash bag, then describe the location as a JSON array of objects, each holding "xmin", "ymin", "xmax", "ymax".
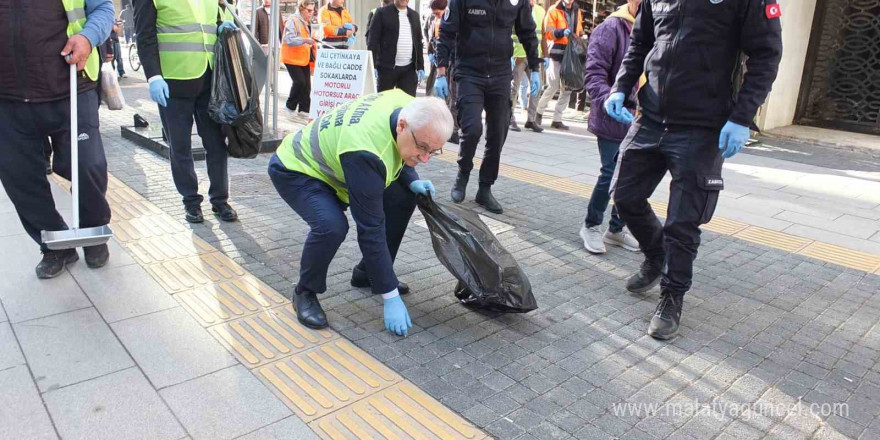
[
  {"xmin": 209, "ymin": 27, "xmax": 263, "ymax": 158},
  {"xmin": 417, "ymin": 195, "xmax": 537, "ymax": 313},
  {"xmin": 560, "ymin": 38, "xmax": 586, "ymax": 92}
]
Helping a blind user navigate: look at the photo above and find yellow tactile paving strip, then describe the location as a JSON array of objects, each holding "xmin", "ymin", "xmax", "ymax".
[
  {"xmin": 55, "ymin": 171, "xmax": 487, "ymax": 440},
  {"xmin": 435, "ymin": 152, "xmax": 880, "ymax": 273}
]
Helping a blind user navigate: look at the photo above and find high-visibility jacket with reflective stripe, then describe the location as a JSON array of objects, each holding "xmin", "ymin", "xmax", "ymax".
[
  {"xmin": 275, "ymin": 90, "xmax": 413, "ymax": 204},
  {"xmin": 63, "ymin": 0, "xmax": 99, "ymax": 81},
  {"xmin": 154, "ymin": 0, "xmax": 219, "ymax": 80},
  {"xmin": 281, "ymin": 14, "xmax": 313, "ymax": 66},
  {"xmin": 320, "ymin": 6, "xmax": 353, "ymax": 47}
]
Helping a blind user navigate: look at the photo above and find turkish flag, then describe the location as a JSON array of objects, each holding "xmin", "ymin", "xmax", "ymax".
[{"xmin": 765, "ymin": 3, "xmax": 782, "ymax": 19}]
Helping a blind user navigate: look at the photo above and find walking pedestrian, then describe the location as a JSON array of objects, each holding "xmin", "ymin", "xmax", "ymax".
[
  {"xmin": 579, "ymin": 0, "xmax": 642, "ymax": 255},
  {"xmin": 435, "ymin": 0, "xmax": 542, "ymax": 214},
  {"xmin": 606, "ymin": 0, "xmax": 782, "ymax": 339},
  {"xmin": 319, "ymin": 0, "xmax": 357, "ymax": 49},
  {"xmin": 512, "ymin": 0, "xmax": 547, "ymax": 133},
  {"xmin": 423, "ymin": 0, "xmax": 447, "ymax": 96},
  {"xmin": 367, "ymin": 0, "xmax": 425, "ymax": 96},
  {"xmin": 134, "ymin": 0, "xmax": 239, "ymax": 223},
  {"xmin": 535, "ymin": 0, "xmax": 583, "ymax": 131},
  {"xmin": 0, "ymin": 0, "xmax": 115, "ymax": 277},
  {"xmin": 281, "ymin": 0, "xmax": 317, "ymax": 118}
]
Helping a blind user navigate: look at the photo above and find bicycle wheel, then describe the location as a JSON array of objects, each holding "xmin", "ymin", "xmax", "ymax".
[{"xmin": 129, "ymin": 44, "xmax": 141, "ymax": 72}]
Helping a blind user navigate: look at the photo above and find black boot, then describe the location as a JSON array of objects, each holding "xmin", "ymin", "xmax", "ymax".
[
  {"xmin": 550, "ymin": 121, "xmax": 570, "ymax": 130},
  {"xmin": 509, "ymin": 119, "xmax": 521, "ymax": 132},
  {"xmin": 524, "ymin": 121, "xmax": 544, "ymax": 133},
  {"xmin": 448, "ymin": 131, "xmax": 460, "ymax": 144},
  {"xmin": 648, "ymin": 292, "xmax": 683, "ymax": 340},
  {"xmin": 212, "ymin": 203, "xmax": 238, "ymax": 222},
  {"xmin": 626, "ymin": 255, "xmax": 664, "ymax": 294},
  {"xmin": 293, "ymin": 286, "xmax": 328, "ymax": 329},
  {"xmin": 185, "ymin": 206, "xmax": 204, "ymax": 223},
  {"xmin": 351, "ymin": 265, "xmax": 410, "ymax": 294},
  {"xmin": 84, "ymin": 244, "xmax": 110, "ymax": 269},
  {"xmin": 475, "ymin": 184, "xmax": 503, "ymax": 214},
  {"xmin": 35, "ymin": 249, "xmax": 79, "ymax": 279},
  {"xmin": 451, "ymin": 171, "xmax": 469, "ymax": 203}
]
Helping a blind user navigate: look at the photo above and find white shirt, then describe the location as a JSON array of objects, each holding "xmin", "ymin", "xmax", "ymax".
[{"xmin": 395, "ymin": 8, "xmax": 413, "ymax": 67}]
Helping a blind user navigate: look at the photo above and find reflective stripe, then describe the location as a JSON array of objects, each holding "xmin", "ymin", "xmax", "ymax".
[
  {"xmin": 157, "ymin": 24, "xmax": 218, "ymax": 34},
  {"xmin": 66, "ymin": 8, "xmax": 86, "ymax": 21},
  {"xmin": 549, "ymin": 47, "xmax": 565, "ymax": 55},
  {"xmin": 158, "ymin": 42, "xmax": 215, "ymax": 52},
  {"xmin": 290, "ymin": 125, "xmax": 345, "ymax": 187}
]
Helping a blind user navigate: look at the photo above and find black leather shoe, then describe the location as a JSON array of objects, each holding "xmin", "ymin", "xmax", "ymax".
[
  {"xmin": 293, "ymin": 288, "xmax": 328, "ymax": 329},
  {"xmin": 524, "ymin": 121, "xmax": 544, "ymax": 133},
  {"xmin": 83, "ymin": 244, "xmax": 109, "ymax": 269},
  {"xmin": 448, "ymin": 131, "xmax": 460, "ymax": 144},
  {"xmin": 509, "ymin": 120, "xmax": 521, "ymax": 132},
  {"xmin": 550, "ymin": 121, "xmax": 570, "ymax": 130},
  {"xmin": 350, "ymin": 265, "xmax": 410, "ymax": 294},
  {"xmin": 627, "ymin": 255, "xmax": 664, "ymax": 294},
  {"xmin": 648, "ymin": 292, "xmax": 683, "ymax": 340},
  {"xmin": 185, "ymin": 206, "xmax": 204, "ymax": 223},
  {"xmin": 35, "ymin": 249, "xmax": 78, "ymax": 279},
  {"xmin": 451, "ymin": 171, "xmax": 469, "ymax": 203},
  {"xmin": 475, "ymin": 185, "xmax": 503, "ymax": 214},
  {"xmin": 212, "ymin": 203, "xmax": 238, "ymax": 222}
]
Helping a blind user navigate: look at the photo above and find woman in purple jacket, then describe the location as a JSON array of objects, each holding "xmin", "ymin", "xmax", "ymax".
[{"xmin": 579, "ymin": 0, "xmax": 642, "ymax": 255}]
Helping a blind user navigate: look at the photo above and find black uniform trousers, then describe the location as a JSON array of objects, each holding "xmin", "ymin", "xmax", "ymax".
[
  {"xmin": 158, "ymin": 77, "xmax": 229, "ymax": 210},
  {"xmin": 612, "ymin": 116, "xmax": 724, "ymax": 296},
  {"xmin": 0, "ymin": 91, "xmax": 110, "ymax": 252},
  {"xmin": 284, "ymin": 63, "xmax": 311, "ymax": 112},
  {"xmin": 456, "ymin": 74, "xmax": 511, "ymax": 185},
  {"xmin": 377, "ymin": 63, "xmax": 418, "ymax": 97}
]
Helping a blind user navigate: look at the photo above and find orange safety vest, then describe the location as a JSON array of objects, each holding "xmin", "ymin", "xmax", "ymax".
[
  {"xmin": 320, "ymin": 6, "xmax": 354, "ymax": 43},
  {"xmin": 544, "ymin": 1, "xmax": 583, "ymax": 50},
  {"xmin": 281, "ymin": 14, "xmax": 314, "ymax": 66}
]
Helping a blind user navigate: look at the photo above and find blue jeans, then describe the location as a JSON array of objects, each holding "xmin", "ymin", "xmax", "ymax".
[
  {"xmin": 268, "ymin": 155, "xmax": 416, "ymax": 294},
  {"xmin": 585, "ymin": 137, "xmax": 626, "ymax": 233}
]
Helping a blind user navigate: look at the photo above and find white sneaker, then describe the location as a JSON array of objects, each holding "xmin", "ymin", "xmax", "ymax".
[
  {"xmin": 297, "ymin": 111, "xmax": 310, "ymax": 119},
  {"xmin": 579, "ymin": 224, "xmax": 606, "ymax": 254},
  {"xmin": 604, "ymin": 227, "xmax": 641, "ymax": 252}
]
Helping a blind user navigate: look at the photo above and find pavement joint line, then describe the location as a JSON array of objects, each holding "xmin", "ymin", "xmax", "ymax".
[
  {"xmin": 66, "ymin": 170, "xmax": 486, "ymax": 440},
  {"xmin": 435, "ymin": 151, "xmax": 880, "ymax": 273}
]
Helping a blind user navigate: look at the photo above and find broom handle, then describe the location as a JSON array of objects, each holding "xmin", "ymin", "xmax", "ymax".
[{"xmin": 70, "ymin": 63, "xmax": 79, "ymax": 229}]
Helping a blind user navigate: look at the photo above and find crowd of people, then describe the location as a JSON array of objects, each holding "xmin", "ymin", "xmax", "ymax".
[{"xmin": 0, "ymin": 0, "xmax": 783, "ymax": 343}]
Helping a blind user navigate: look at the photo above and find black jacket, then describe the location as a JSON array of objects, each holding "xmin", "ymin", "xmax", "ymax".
[
  {"xmin": 437, "ymin": 0, "xmax": 541, "ymax": 78},
  {"xmin": 612, "ymin": 0, "xmax": 782, "ymax": 129},
  {"xmin": 367, "ymin": 5, "xmax": 424, "ymax": 71}
]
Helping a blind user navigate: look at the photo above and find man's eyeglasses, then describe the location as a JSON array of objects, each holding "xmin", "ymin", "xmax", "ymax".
[{"xmin": 410, "ymin": 128, "xmax": 443, "ymax": 157}]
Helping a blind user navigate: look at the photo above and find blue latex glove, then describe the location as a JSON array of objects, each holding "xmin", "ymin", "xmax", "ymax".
[
  {"xmin": 563, "ymin": 29, "xmax": 572, "ymax": 37},
  {"xmin": 434, "ymin": 76, "xmax": 449, "ymax": 99},
  {"xmin": 418, "ymin": 70, "xmax": 425, "ymax": 82},
  {"xmin": 719, "ymin": 121, "xmax": 749, "ymax": 159},
  {"xmin": 530, "ymin": 71, "xmax": 541, "ymax": 98},
  {"xmin": 428, "ymin": 53, "xmax": 436, "ymax": 65},
  {"xmin": 511, "ymin": 58, "xmax": 515, "ymax": 70},
  {"xmin": 604, "ymin": 92, "xmax": 633, "ymax": 124},
  {"xmin": 347, "ymin": 36, "xmax": 356, "ymax": 47},
  {"xmin": 383, "ymin": 295, "xmax": 412, "ymax": 336},
  {"xmin": 544, "ymin": 58, "xmax": 550, "ymax": 69},
  {"xmin": 374, "ymin": 69, "xmax": 378, "ymax": 80},
  {"xmin": 409, "ymin": 180, "xmax": 436, "ymax": 196},
  {"xmin": 149, "ymin": 78, "xmax": 170, "ymax": 107},
  {"xmin": 343, "ymin": 23, "xmax": 354, "ymax": 30},
  {"xmin": 218, "ymin": 20, "xmax": 237, "ymax": 34}
]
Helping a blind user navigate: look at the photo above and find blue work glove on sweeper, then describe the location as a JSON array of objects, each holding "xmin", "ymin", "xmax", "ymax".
[
  {"xmin": 409, "ymin": 180, "xmax": 436, "ymax": 197},
  {"xmin": 434, "ymin": 76, "xmax": 449, "ymax": 99},
  {"xmin": 604, "ymin": 92, "xmax": 634, "ymax": 124},
  {"xmin": 383, "ymin": 294, "xmax": 412, "ymax": 336},
  {"xmin": 719, "ymin": 121, "xmax": 749, "ymax": 159},
  {"xmin": 149, "ymin": 78, "xmax": 170, "ymax": 107},
  {"xmin": 530, "ymin": 71, "xmax": 541, "ymax": 97}
]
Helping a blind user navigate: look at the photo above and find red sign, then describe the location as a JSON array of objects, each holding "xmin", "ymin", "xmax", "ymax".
[{"xmin": 765, "ymin": 3, "xmax": 782, "ymax": 19}]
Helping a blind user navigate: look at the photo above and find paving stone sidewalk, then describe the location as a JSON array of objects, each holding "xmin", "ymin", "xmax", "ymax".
[{"xmin": 92, "ymin": 75, "xmax": 880, "ymax": 440}]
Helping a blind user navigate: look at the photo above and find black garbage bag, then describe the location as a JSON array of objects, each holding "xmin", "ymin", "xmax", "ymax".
[
  {"xmin": 560, "ymin": 38, "xmax": 586, "ymax": 92},
  {"xmin": 417, "ymin": 195, "xmax": 537, "ymax": 313},
  {"xmin": 209, "ymin": 27, "xmax": 263, "ymax": 158}
]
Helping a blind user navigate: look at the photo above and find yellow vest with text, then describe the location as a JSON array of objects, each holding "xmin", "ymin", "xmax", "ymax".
[
  {"xmin": 63, "ymin": 0, "xmax": 99, "ymax": 81},
  {"xmin": 154, "ymin": 0, "xmax": 219, "ymax": 80},
  {"xmin": 276, "ymin": 90, "xmax": 414, "ymax": 203}
]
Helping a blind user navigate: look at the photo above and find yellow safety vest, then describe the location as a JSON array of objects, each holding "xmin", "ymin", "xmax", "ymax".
[
  {"xmin": 276, "ymin": 90, "xmax": 414, "ymax": 203},
  {"xmin": 154, "ymin": 0, "xmax": 219, "ymax": 80},
  {"xmin": 62, "ymin": 0, "xmax": 99, "ymax": 81}
]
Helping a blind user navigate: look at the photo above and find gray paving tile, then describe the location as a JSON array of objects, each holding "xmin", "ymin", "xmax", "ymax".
[
  {"xmin": 234, "ymin": 416, "xmax": 320, "ymax": 440},
  {"xmin": 0, "ymin": 213, "xmax": 26, "ymax": 237},
  {"xmin": 71, "ymin": 263, "xmax": 178, "ymax": 323},
  {"xmin": 0, "ymin": 365, "xmax": 57, "ymax": 440},
  {"xmin": 14, "ymin": 307, "xmax": 133, "ymax": 392},
  {"xmin": 159, "ymin": 365, "xmax": 291, "ymax": 440},
  {"xmin": 44, "ymin": 367, "xmax": 185, "ymax": 440},
  {"xmin": 0, "ymin": 235, "xmax": 92, "ymax": 323},
  {"xmin": 112, "ymin": 307, "xmax": 237, "ymax": 389},
  {"xmin": 0, "ymin": 320, "xmax": 25, "ymax": 370}
]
